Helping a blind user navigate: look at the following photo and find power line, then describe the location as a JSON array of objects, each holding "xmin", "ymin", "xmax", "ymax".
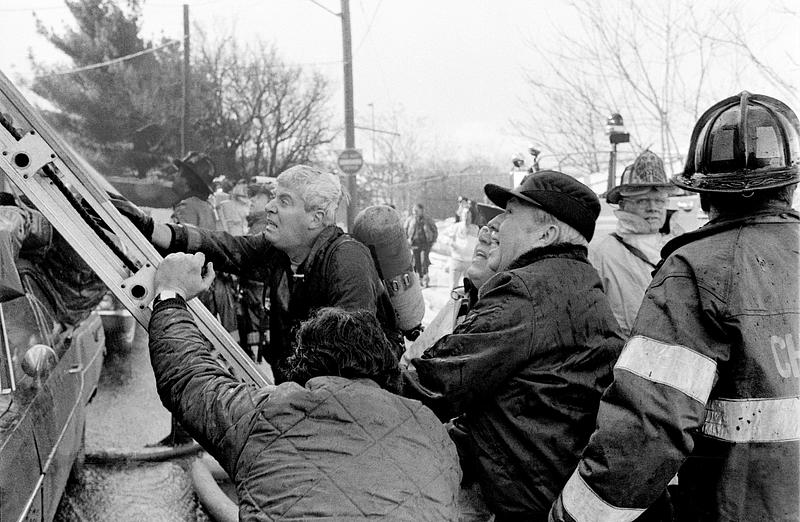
[
  {"xmin": 306, "ymin": 0, "xmax": 340, "ymax": 17},
  {"xmin": 355, "ymin": 0, "xmax": 383, "ymax": 54},
  {"xmin": 34, "ymin": 38, "xmax": 183, "ymax": 78}
]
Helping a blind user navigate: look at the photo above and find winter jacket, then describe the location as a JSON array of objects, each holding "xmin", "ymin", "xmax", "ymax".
[
  {"xmin": 551, "ymin": 207, "xmax": 800, "ymax": 522},
  {"xmin": 403, "ymin": 243, "xmax": 624, "ymax": 520},
  {"xmin": 589, "ymin": 210, "xmax": 674, "ymax": 336},
  {"xmin": 167, "ymin": 223, "xmax": 399, "ymax": 381},
  {"xmin": 405, "ymin": 215, "xmax": 438, "ymax": 247},
  {"xmin": 148, "ymin": 297, "xmax": 461, "ymax": 521}
]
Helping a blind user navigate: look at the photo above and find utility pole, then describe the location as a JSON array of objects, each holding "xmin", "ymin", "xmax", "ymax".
[
  {"xmin": 181, "ymin": 4, "xmax": 190, "ymax": 156},
  {"xmin": 340, "ymin": 0, "xmax": 357, "ymax": 230},
  {"xmin": 368, "ymin": 102, "xmax": 375, "ymax": 163}
]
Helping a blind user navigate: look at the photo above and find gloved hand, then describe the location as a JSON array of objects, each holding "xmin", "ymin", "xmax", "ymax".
[{"xmin": 108, "ymin": 192, "xmax": 154, "ymax": 240}]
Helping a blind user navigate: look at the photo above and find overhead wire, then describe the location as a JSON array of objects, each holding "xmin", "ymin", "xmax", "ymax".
[{"xmin": 33, "ymin": 38, "xmax": 183, "ymax": 78}]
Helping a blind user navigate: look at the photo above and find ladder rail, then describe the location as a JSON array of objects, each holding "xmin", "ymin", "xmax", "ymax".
[{"xmin": 0, "ymin": 71, "xmax": 271, "ymax": 388}]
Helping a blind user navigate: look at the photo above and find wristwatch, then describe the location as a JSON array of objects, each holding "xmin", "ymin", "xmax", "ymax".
[{"xmin": 153, "ymin": 290, "xmax": 184, "ymax": 305}]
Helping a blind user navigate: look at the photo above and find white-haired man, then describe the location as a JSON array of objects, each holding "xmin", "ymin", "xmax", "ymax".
[
  {"xmin": 403, "ymin": 171, "xmax": 624, "ymax": 521},
  {"xmin": 115, "ymin": 165, "xmax": 399, "ymax": 383}
]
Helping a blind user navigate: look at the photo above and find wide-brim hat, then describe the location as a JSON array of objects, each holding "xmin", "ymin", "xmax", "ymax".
[
  {"xmin": 484, "ymin": 170, "xmax": 600, "ymax": 242},
  {"xmin": 173, "ymin": 151, "xmax": 216, "ymax": 193},
  {"xmin": 607, "ymin": 149, "xmax": 677, "ymax": 204}
]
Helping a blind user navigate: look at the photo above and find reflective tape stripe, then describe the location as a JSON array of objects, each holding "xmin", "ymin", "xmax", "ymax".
[
  {"xmin": 561, "ymin": 469, "xmax": 646, "ymax": 522},
  {"xmin": 702, "ymin": 396, "xmax": 800, "ymax": 442},
  {"xmin": 615, "ymin": 336, "xmax": 716, "ymax": 404}
]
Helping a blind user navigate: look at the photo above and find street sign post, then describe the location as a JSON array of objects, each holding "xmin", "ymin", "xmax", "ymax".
[
  {"xmin": 337, "ymin": 149, "xmax": 363, "ymax": 231},
  {"xmin": 337, "ymin": 148, "xmax": 364, "ymax": 174}
]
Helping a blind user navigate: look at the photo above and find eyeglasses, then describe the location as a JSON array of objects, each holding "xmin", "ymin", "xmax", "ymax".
[{"xmin": 625, "ymin": 197, "xmax": 667, "ymax": 209}]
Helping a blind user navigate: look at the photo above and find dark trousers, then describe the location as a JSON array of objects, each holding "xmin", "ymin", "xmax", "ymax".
[{"xmin": 411, "ymin": 245, "xmax": 431, "ymax": 277}]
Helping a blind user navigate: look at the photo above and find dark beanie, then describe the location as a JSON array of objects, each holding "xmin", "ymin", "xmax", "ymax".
[{"xmin": 484, "ymin": 170, "xmax": 601, "ymax": 241}]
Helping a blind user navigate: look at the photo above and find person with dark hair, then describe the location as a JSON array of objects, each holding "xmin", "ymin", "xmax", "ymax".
[
  {"xmin": 404, "ymin": 203, "xmax": 438, "ymax": 288},
  {"xmin": 404, "ymin": 171, "xmax": 623, "ymax": 521},
  {"xmin": 147, "ymin": 252, "xmax": 461, "ymax": 520},
  {"xmin": 550, "ymin": 92, "xmax": 800, "ymax": 521},
  {"xmin": 285, "ymin": 308, "xmax": 401, "ymax": 390}
]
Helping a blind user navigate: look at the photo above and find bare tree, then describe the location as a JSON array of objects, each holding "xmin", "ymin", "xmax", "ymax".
[
  {"xmin": 514, "ymin": 0, "xmax": 798, "ymax": 179},
  {"xmin": 193, "ymin": 32, "xmax": 335, "ymax": 179}
]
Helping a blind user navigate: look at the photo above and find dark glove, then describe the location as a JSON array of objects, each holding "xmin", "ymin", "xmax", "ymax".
[{"xmin": 108, "ymin": 192, "xmax": 154, "ymax": 240}]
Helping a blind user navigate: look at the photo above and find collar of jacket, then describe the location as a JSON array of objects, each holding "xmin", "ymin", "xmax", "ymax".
[
  {"xmin": 463, "ymin": 277, "xmax": 480, "ymax": 308},
  {"xmin": 506, "ymin": 243, "xmax": 589, "ymax": 271},
  {"xmin": 297, "ymin": 225, "xmax": 345, "ymax": 274},
  {"xmin": 614, "ymin": 209, "xmax": 659, "ymax": 234},
  {"xmin": 660, "ymin": 205, "xmax": 800, "ymax": 261}
]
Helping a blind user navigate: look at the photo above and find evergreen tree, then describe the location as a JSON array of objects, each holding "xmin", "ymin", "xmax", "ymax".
[{"xmin": 30, "ymin": 0, "xmax": 183, "ymax": 176}]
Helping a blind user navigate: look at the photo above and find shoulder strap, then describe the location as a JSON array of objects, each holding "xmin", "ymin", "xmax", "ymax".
[{"xmin": 610, "ymin": 232, "xmax": 657, "ymax": 268}]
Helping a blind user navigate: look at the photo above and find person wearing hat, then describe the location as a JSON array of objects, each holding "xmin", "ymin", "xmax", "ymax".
[
  {"xmin": 550, "ymin": 92, "xmax": 800, "ymax": 522},
  {"xmin": 155, "ymin": 150, "xmax": 234, "ymax": 446},
  {"xmin": 171, "ymin": 151, "xmax": 217, "ymax": 230},
  {"xmin": 402, "ymin": 171, "xmax": 624, "ymax": 520},
  {"xmin": 589, "ymin": 149, "xmax": 679, "ymax": 337}
]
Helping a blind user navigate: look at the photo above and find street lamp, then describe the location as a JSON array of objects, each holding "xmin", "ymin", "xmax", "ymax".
[{"xmin": 605, "ymin": 113, "xmax": 630, "ymax": 194}]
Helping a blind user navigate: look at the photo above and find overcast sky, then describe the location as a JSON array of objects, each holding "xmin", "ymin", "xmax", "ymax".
[{"xmin": 1, "ymin": 0, "xmax": 797, "ymax": 168}]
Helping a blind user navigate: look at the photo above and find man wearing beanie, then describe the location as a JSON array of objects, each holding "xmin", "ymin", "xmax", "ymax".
[{"xmin": 403, "ymin": 171, "xmax": 624, "ymax": 521}]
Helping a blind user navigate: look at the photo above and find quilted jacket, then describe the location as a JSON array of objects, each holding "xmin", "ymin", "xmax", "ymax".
[
  {"xmin": 404, "ymin": 244, "xmax": 624, "ymax": 520},
  {"xmin": 149, "ymin": 297, "xmax": 461, "ymax": 521}
]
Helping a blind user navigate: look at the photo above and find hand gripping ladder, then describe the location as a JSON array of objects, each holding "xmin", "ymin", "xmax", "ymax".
[{"xmin": 0, "ymin": 71, "xmax": 272, "ymax": 388}]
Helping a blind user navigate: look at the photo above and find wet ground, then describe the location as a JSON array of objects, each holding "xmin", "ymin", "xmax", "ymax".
[{"xmin": 54, "ymin": 322, "xmax": 209, "ymax": 521}]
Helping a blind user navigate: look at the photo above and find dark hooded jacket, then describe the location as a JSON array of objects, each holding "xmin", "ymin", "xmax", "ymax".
[
  {"xmin": 403, "ymin": 243, "xmax": 624, "ymax": 520},
  {"xmin": 167, "ymin": 224, "xmax": 399, "ymax": 381}
]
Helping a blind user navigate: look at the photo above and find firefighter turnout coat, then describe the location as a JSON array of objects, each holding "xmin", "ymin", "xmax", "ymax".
[{"xmin": 551, "ymin": 206, "xmax": 800, "ymax": 522}]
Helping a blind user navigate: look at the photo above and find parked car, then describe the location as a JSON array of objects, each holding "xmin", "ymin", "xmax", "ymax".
[{"xmin": 0, "ymin": 229, "xmax": 106, "ymax": 521}]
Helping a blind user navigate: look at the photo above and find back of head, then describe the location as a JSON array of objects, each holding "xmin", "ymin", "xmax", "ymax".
[
  {"xmin": 286, "ymin": 308, "xmax": 400, "ymax": 391},
  {"xmin": 674, "ymin": 91, "xmax": 799, "ymax": 216},
  {"xmin": 277, "ymin": 166, "xmax": 344, "ymax": 225}
]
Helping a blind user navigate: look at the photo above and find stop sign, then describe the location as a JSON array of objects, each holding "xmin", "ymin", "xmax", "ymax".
[{"xmin": 337, "ymin": 149, "xmax": 364, "ymax": 174}]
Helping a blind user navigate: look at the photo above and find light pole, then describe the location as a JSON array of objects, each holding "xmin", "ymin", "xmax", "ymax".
[{"xmin": 606, "ymin": 113, "xmax": 630, "ymax": 194}]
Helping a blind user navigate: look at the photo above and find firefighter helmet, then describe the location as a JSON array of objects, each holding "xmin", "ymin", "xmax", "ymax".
[
  {"xmin": 674, "ymin": 91, "xmax": 800, "ymax": 193},
  {"xmin": 607, "ymin": 149, "xmax": 677, "ymax": 204}
]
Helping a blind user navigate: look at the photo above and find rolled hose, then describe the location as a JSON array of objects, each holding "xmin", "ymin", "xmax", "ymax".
[{"xmin": 190, "ymin": 454, "xmax": 238, "ymax": 522}]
